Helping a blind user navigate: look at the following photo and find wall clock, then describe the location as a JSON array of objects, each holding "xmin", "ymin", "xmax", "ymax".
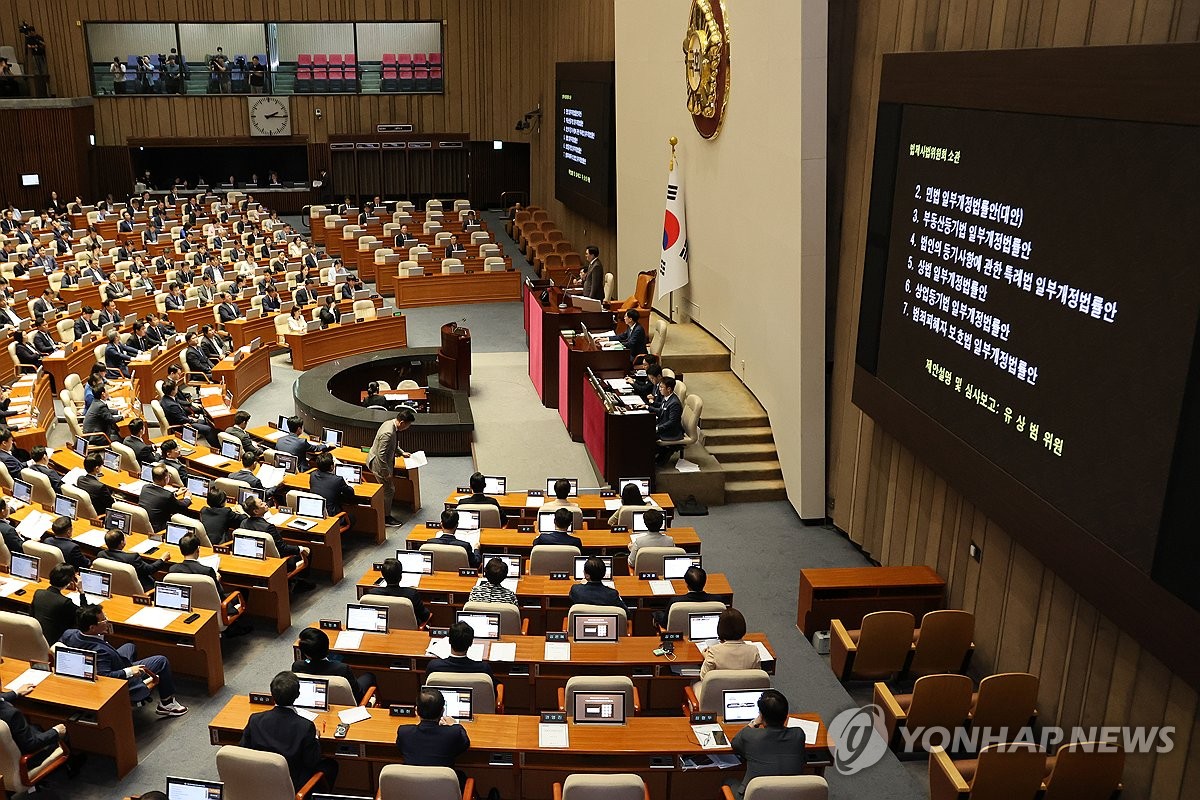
[{"xmin": 248, "ymin": 96, "xmax": 292, "ymax": 137}]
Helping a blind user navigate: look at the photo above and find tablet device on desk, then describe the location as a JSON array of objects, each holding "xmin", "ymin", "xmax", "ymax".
[
  {"xmin": 573, "ymin": 556, "xmax": 612, "ymax": 581},
  {"xmin": 688, "ymin": 612, "xmax": 721, "ymax": 643},
  {"xmin": 220, "ymin": 440, "xmax": 241, "ymax": 460},
  {"xmin": 249, "ymin": 337, "xmax": 261, "ymax": 351},
  {"xmin": 274, "ymin": 452, "xmax": 299, "ymax": 474},
  {"xmin": 295, "ymin": 677, "xmax": 329, "ymax": 711},
  {"xmin": 618, "ymin": 477, "xmax": 651, "ymax": 498},
  {"xmin": 53, "ymin": 646, "xmax": 97, "ymax": 681},
  {"xmin": 456, "ymin": 509, "xmax": 481, "ymax": 531},
  {"xmin": 277, "ymin": 414, "xmax": 290, "ymax": 430},
  {"xmin": 335, "ymin": 464, "xmax": 362, "ymax": 484},
  {"xmin": 545, "ymin": 477, "xmax": 578, "ymax": 497},
  {"xmin": 424, "ymin": 686, "xmax": 473, "ymax": 721},
  {"xmin": 9, "ymin": 552, "xmax": 39, "ymax": 581},
  {"xmin": 237, "ymin": 487, "xmax": 266, "ymax": 506},
  {"xmin": 165, "ymin": 521, "xmax": 191, "ymax": 546},
  {"xmin": 572, "ymin": 691, "xmax": 627, "ymax": 724},
  {"xmin": 72, "ymin": 435, "xmax": 89, "ymax": 456},
  {"xmin": 538, "ymin": 511, "xmax": 570, "ymax": 533},
  {"xmin": 395, "ymin": 550, "xmax": 433, "ymax": 574},
  {"xmin": 346, "ymin": 603, "xmax": 388, "ymax": 633},
  {"xmin": 102, "ymin": 450, "xmax": 122, "ymax": 472},
  {"xmin": 11, "ymin": 479, "xmax": 33, "ymax": 504},
  {"xmin": 186, "ymin": 476, "xmax": 210, "ymax": 497},
  {"xmin": 140, "ymin": 464, "xmax": 155, "ymax": 482},
  {"xmin": 79, "ymin": 568, "xmax": 113, "ymax": 600},
  {"xmin": 102, "ymin": 507, "xmax": 132, "ymax": 537},
  {"xmin": 571, "ymin": 612, "xmax": 620, "ymax": 643},
  {"xmin": 295, "ymin": 495, "xmax": 325, "ymax": 519},
  {"xmin": 483, "ymin": 475, "xmax": 506, "ymax": 495},
  {"xmin": 455, "ymin": 611, "xmax": 501, "ymax": 640},
  {"xmin": 155, "ymin": 581, "xmax": 192, "ymax": 612},
  {"xmin": 323, "ymin": 428, "xmax": 343, "ymax": 447},
  {"xmin": 53, "ymin": 494, "xmax": 78, "ymax": 520},
  {"xmin": 231, "ymin": 533, "xmax": 266, "ymax": 560},
  {"xmin": 723, "ymin": 688, "xmax": 767, "ymax": 723},
  {"xmin": 480, "ymin": 553, "xmax": 522, "ymax": 577},
  {"xmin": 662, "ymin": 554, "xmax": 702, "ymax": 580},
  {"xmin": 632, "ymin": 511, "xmax": 670, "ymax": 532},
  {"xmin": 181, "ymin": 425, "xmax": 199, "ymax": 446},
  {"xmin": 166, "ymin": 776, "xmax": 224, "ymax": 800}
]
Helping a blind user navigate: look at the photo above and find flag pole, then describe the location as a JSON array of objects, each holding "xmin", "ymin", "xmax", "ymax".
[{"xmin": 667, "ymin": 136, "xmax": 677, "ymax": 323}]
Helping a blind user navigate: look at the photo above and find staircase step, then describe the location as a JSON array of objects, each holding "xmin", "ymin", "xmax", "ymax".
[
  {"xmin": 704, "ymin": 426, "xmax": 775, "ymax": 446},
  {"xmin": 703, "ymin": 415, "xmax": 770, "ymax": 430},
  {"xmin": 707, "ymin": 443, "xmax": 779, "ymax": 463},
  {"xmin": 719, "ymin": 460, "xmax": 783, "ymax": 482},
  {"xmin": 724, "ymin": 478, "xmax": 788, "ymax": 503}
]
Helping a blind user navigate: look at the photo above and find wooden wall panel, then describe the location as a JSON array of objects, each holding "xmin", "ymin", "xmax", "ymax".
[
  {"xmin": 0, "ymin": 102, "xmax": 92, "ymax": 208},
  {"xmin": 827, "ymin": 1, "xmax": 1200, "ymax": 796}
]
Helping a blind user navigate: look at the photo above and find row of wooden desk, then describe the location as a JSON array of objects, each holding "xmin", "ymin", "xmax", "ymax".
[
  {"xmin": 285, "ymin": 313, "xmax": 409, "ymax": 371},
  {"xmin": 378, "ymin": 268, "xmax": 523, "ymax": 309}
]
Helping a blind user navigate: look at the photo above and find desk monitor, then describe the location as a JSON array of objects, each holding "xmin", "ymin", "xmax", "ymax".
[
  {"xmin": 237, "ymin": 487, "xmax": 266, "ymax": 506},
  {"xmin": 231, "ymin": 533, "xmax": 266, "ymax": 560},
  {"xmin": 335, "ymin": 464, "xmax": 362, "ymax": 484},
  {"xmin": 662, "ymin": 554, "xmax": 702, "ymax": 580},
  {"xmin": 618, "ymin": 477, "xmax": 651, "ymax": 498},
  {"xmin": 571, "ymin": 612, "xmax": 620, "ymax": 643},
  {"xmin": 166, "ymin": 776, "xmax": 224, "ymax": 800},
  {"xmin": 545, "ymin": 477, "xmax": 578, "ymax": 497},
  {"xmin": 277, "ymin": 414, "xmax": 290, "ymax": 429},
  {"xmin": 53, "ymin": 645, "xmax": 97, "ymax": 681},
  {"xmin": 296, "ymin": 495, "xmax": 325, "ymax": 519},
  {"xmin": 155, "ymin": 581, "xmax": 192, "ymax": 612},
  {"xmin": 572, "ymin": 691, "xmax": 627, "ymax": 724},
  {"xmin": 723, "ymin": 689, "xmax": 766, "ymax": 724},
  {"xmin": 9, "ymin": 552, "xmax": 38, "ymax": 581},
  {"xmin": 324, "ymin": 428, "xmax": 343, "ymax": 447},
  {"xmin": 632, "ymin": 511, "xmax": 670, "ymax": 532},
  {"xmin": 688, "ymin": 612, "xmax": 721, "ymax": 642},
  {"xmin": 455, "ymin": 611, "xmax": 501, "ymax": 640},
  {"xmin": 424, "ymin": 686, "xmax": 473, "ymax": 721},
  {"xmin": 275, "ymin": 452, "xmax": 300, "ymax": 474},
  {"xmin": 224, "ymin": 389, "xmax": 234, "ymax": 407},
  {"xmin": 78, "ymin": 567, "xmax": 112, "ymax": 599},
  {"xmin": 249, "ymin": 337, "xmax": 261, "ymax": 351},
  {"xmin": 482, "ymin": 476, "xmax": 506, "ymax": 495},
  {"xmin": 220, "ymin": 440, "xmax": 241, "ymax": 460},
  {"xmin": 573, "ymin": 556, "xmax": 612, "ymax": 581},
  {"xmin": 394, "ymin": 550, "xmax": 433, "ymax": 574},
  {"xmin": 339, "ymin": 312, "xmax": 356, "ymax": 324},
  {"xmin": 346, "ymin": 603, "xmax": 388, "ymax": 633},
  {"xmin": 72, "ymin": 435, "xmax": 89, "ymax": 456},
  {"xmin": 538, "ymin": 511, "xmax": 570, "ymax": 533},
  {"xmin": 53, "ymin": 495, "xmax": 78, "ymax": 520},
  {"xmin": 456, "ymin": 509, "xmax": 481, "ymax": 531},
  {"xmin": 102, "ymin": 450, "xmax": 122, "ymax": 472},
  {"xmin": 480, "ymin": 553, "xmax": 522, "ymax": 577},
  {"xmin": 11, "ymin": 479, "xmax": 32, "ymax": 504},
  {"xmin": 165, "ymin": 521, "xmax": 191, "ymax": 546},
  {"xmin": 140, "ymin": 464, "xmax": 155, "ymax": 482},
  {"xmin": 186, "ymin": 476, "xmax": 210, "ymax": 497},
  {"xmin": 181, "ymin": 425, "xmax": 199, "ymax": 445},
  {"xmin": 295, "ymin": 677, "xmax": 330, "ymax": 711}
]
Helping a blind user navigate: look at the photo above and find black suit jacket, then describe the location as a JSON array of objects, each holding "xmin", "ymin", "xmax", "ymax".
[
  {"xmin": 168, "ymin": 559, "xmax": 226, "ymax": 598},
  {"xmin": 425, "ymin": 654, "xmax": 495, "ymax": 686},
  {"xmin": 656, "ymin": 393, "xmax": 684, "ymax": 440},
  {"xmin": 201, "ymin": 505, "xmax": 246, "ymax": 546},
  {"xmin": 0, "ymin": 520, "xmax": 22, "ymax": 557},
  {"xmin": 31, "ymin": 587, "xmax": 77, "ymax": 646},
  {"xmin": 160, "ymin": 396, "xmax": 194, "ymax": 427},
  {"xmin": 290, "ymin": 657, "xmax": 366, "ymax": 703},
  {"xmin": 217, "ymin": 303, "xmax": 240, "ymax": 322},
  {"xmin": 123, "ymin": 435, "xmax": 157, "ymax": 465},
  {"xmin": 78, "ymin": 473, "xmax": 115, "ymax": 514},
  {"xmin": 532, "ymin": 530, "xmax": 583, "ymax": 549},
  {"xmin": 615, "ymin": 322, "xmax": 648, "ymax": 360},
  {"xmin": 395, "ymin": 718, "xmax": 470, "ymax": 768},
  {"xmin": 309, "ymin": 470, "xmax": 354, "ymax": 516},
  {"xmin": 29, "ymin": 463, "xmax": 62, "ymax": 493},
  {"xmin": 40, "ymin": 536, "xmax": 89, "ymax": 569},
  {"xmin": 568, "ymin": 580, "xmax": 628, "ymax": 612},
  {"xmin": 239, "ymin": 707, "xmax": 323, "ymax": 790},
  {"xmin": 185, "ymin": 346, "xmax": 214, "ymax": 375},
  {"xmin": 138, "ymin": 484, "xmax": 191, "ymax": 531},
  {"xmin": 97, "ymin": 548, "xmax": 168, "ymax": 591},
  {"xmin": 0, "ymin": 694, "xmax": 60, "ymax": 755}
]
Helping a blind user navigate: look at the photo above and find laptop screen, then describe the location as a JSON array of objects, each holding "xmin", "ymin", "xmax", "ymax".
[
  {"xmin": 296, "ymin": 495, "xmax": 325, "ymax": 519},
  {"xmin": 165, "ymin": 521, "xmax": 191, "ymax": 546},
  {"xmin": 538, "ymin": 511, "xmax": 570, "ymax": 533},
  {"xmin": 11, "ymin": 479, "xmax": 32, "ymax": 503},
  {"xmin": 73, "ymin": 435, "xmax": 89, "ymax": 456},
  {"xmin": 220, "ymin": 440, "xmax": 241, "ymax": 460},
  {"xmin": 573, "ymin": 556, "xmax": 612, "ymax": 580},
  {"xmin": 618, "ymin": 477, "xmax": 651, "ymax": 498},
  {"xmin": 79, "ymin": 568, "xmax": 112, "ymax": 599},
  {"xmin": 186, "ymin": 476, "xmax": 210, "ymax": 497},
  {"xmin": 480, "ymin": 553, "xmax": 522, "ymax": 577},
  {"xmin": 181, "ymin": 425, "xmax": 198, "ymax": 445},
  {"xmin": 456, "ymin": 509, "xmax": 480, "ymax": 531},
  {"xmin": 545, "ymin": 477, "xmax": 578, "ymax": 497},
  {"xmin": 394, "ymin": 550, "xmax": 433, "ymax": 574},
  {"xmin": 455, "ymin": 611, "xmax": 501, "ymax": 640},
  {"xmin": 662, "ymin": 554, "xmax": 702, "ymax": 579},
  {"xmin": 323, "ymin": 428, "xmax": 343, "ymax": 447},
  {"xmin": 295, "ymin": 677, "xmax": 329, "ymax": 711},
  {"xmin": 482, "ymin": 475, "xmax": 506, "ymax": 495},
  {"xmin": 335, "ymin": 464, "xmax": 362, "ymax": 484},
  {"xmin": 688, "ymin": 612, "xmax": 721, "ymax": 642},
  {"xmin": 275, "ymin": 452, "xmax": 299, "ymax": 474},
  {"xmin": 723, "ymin": 689, "xmax": 766, "ymax": 723},
  {"xmin": 572, "ymin": 613, "xmax": 620, "ymax": 642},
  {"xmin": 102, "ymin": 450, "xmax": 122, "ymax": 471},
  {"xmin": 53, "ymin": 646, "xmax": 97, "ymax": 681},
  {"xmin": 155, "ymin": 581, "xmax": 191, "ymax": 612},
  {"xmin": 426, "ymin": 686, "xmax": 473, "ymax": 721},
  {"xmin": 166, "ymin": 776, "xmax": 224, "ymax": 800},
  {"xmin": 231, "ymin": 533, "xmax": 266, "ymax": 560},
  {"xmin": 53, "ymin": 495, "xmax": 78, "ymax": 520},
  {"xmin": 9, "ymin": 552, "xmax": 38, "ymax": 581},
  {"xmin": 572, "ymin": 691, "xmax": 627, "ymax": 724},
  {"xmin": 346, "ymin": 603, "xmax": 388, "ymax": 633}
]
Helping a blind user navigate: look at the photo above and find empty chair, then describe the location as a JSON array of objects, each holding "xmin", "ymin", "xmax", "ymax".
[
  {"xmin": 425, "ymin": 671, "xmax": 503, "ymax": 714},
  {"xmin": 566, "ymin": 604, "xmax": 629, "ymax": 639},
  {"xmin": 969, "ymin": 672, "xmax": 1039, "ymax": 734},
  {"xmin": 830, "ymin": 610, "xmax": 916, "ymax": 682},
  {"xmin": 1041, "ymin": 742, "xmax": 1125, "ymax": 800},
  {"xmin": 419, "ymin": 542, "xmax": 469, "ymax": 572},
  {"xmin": 554, "ymin": 773, "xmax": 648, "ymax": 800},
  {"xmin": 684, "ymin": 669, "xmax": 772, "ymax": 715},
  {"xmin": 294, "ymin": 671, "xmax": 372, "ymax": 707},
  {"xmin": 529, "ymin": 545, "xmax": 580, "ymax": 575},
  {"xmin": 353, "ymin": 299, "xmax": 376, "ymax": 320},
  {"xmin": 215, "ymin": 744, "xmax": 326, "ymax": 800},
  {"xmin": 463, "ymin": 601, "xmax": 526, "ymax": 635},
  {"xmin": 0, "ymin": 611, "xmax": 51, "ymax": 662},
  {"xmin": 91, "ymin": 557, "xmax": 147, "ymax": 597},
  {"xmin": 359, "ymin": 594, "xmax": 421, "ymax": 630},
  {"xmin": 455, "ymin": 503, "xmax": 500, "ymax": 529},
  {"xmin": 632, "ymin": 546, "xmax": 687, "ymax": 576},
  {"xmin": 928, "ymin": 743, "xmax": 1045, "ymax": 800},
  {"xmin": 397, "ymin": 380, "xmax": 419, "ymax": 389},
  {"xmin": 875, "ymin": 674, "xmax": 974, "ymax": 750},
  {"xmin": 559, "ymin": 675, "xmax": 640, "ymax": 717},
  {"xmin": 648, "ymin": 317, "xmax": 668, "ymax": 359},
  {"xmin": 377, "ymin": 764, "xmax": 472, "ymax": 800},
  {"xmin": 909, "ymin": 610, "xmax": 975, "ymax": 676},
  {"xmin": 0, "ymin": 718, "xmax": 70, "ymax": 796},
  {"xmin": 483, "ymin": 256, "xmax": 506, "ymax": 272},
  {"xmin": 163, "ymin": 573, "xmax": 245, "ymax": 632},
  {"xmin": 19, "ymin": 468, "xmax": 56, "ymax": 508}
]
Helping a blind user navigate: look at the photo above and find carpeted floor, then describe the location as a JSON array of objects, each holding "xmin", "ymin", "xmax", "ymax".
[{"xmin": 44, "ymin": 212, "xmax": 928, "ymax": 799}]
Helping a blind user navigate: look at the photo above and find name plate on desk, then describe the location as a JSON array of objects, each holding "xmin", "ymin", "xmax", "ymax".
[
  {"xmin": 526, "ymin": 489, "xmax": 544, "ymax": 498},
  {"xmin": 389, "ymin": 704, "xmax": 416, "ymax": 717},
  {"xmin": 638, "ymin": 572, "xmax": 658, "ymax": 580},
  {"xmin": 456, "ymin": 486, "xmax": 472, "ymax": 494},
  {"xmin": 213, "ymin": 545, "xmax": 231, "ymax": 555},
  {"xmin": 424, "ymin": 521, "xmax": 441, "ymax": 529},
  {"xmin": 600, "ymin": 490, "xmax": 616, "ymax": 498},
  {"xmin": 249, "ymin": 693, "xmax": 275, "ymax": 705},
  {"xmin": 373, "ymin": 562, "xmax": 384, "ymax": 571},
  {"xmin": 549, "ymin": 572, "xmax": 570, "ymax": 581},
  {"xmin": 611, "ymin": 526, "xmax": 629, "ymax": 533},
  {"xmin": 428, "ymin": 627, "xmax": 450, "ymax": 638},
  {"xmin": 546, "ymin": 632, "xmax": 568, "ymax": 642},
  {"xmin": 319, "ymin": 619, "xmax": 342, "ymax": 630},
  {"xmin": 661, "ymin": 632, "xmax": 683, "ymax": 642},
  {"xmin": 517, "ymin": 525, "xmax": 534, "ymax": 533},
  {"xmin": 690, "ymin": 712, "xmax": 717, "ymax": 724},
  {"xmin": 540, "ymin": 712, "xmax": 567, "ymax": 724},
  {"xmin": 458, "ymin": 568, "xmax": 479, "ymax": 578},
  {"xmin": 132, "ymin": 595, "xmax": 152, "ymax": 606}
]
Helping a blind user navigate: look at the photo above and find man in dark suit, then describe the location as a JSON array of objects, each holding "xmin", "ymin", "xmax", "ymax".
[
  {"xmin": 578, "ymin": 245, "xmax": 604, "ymax": 300},
  {"xmin": 31, "ymin": 564, "xmax": 79, "ymax": 646},
  {"xmin": 302, "ymin": 251, "xmax": 319, "ymax": 271},
  {"xmin": 200, "ymin": 489, "xmax": 246, "ymax": 547},
  {"xmin": 291, "ymin": 628, "xmax": 375, "ymax": 704},
  {"xmin": 168, "ymin": 533, "xmax": 228, "ymax": 597},
  {"xmin": 655, "ymin": 566, "xmax": 723, "ymax": 629},
  {"xmin": 276, "ymin": 417, "xmax": 328, "ymax": 462},
  {"xmin": 243, "ymin": 496, "xmax": 311, "ymax": 579},
  {"xmin": 26, "ymin": 446, "xmax": 62, "ymax": 494},
  {"xmin": 78, "ymin": 453, "xmax": 115, "ymax": 515},
  {"xmin": 117, "ymin": 211, "xmax": 134, "ymax": 233},
  {"xmin": 162, "ymin": 379, "xmax": 218, "ymax": 447},
  {"xmin": 362, "ymin": 557, "xmax": 431, "ymax": 625},
  {"xmin": 567, "ymin": 556, "xmax": 628, "ymax": 612},
  {"xmin": 81, "ymin": 262, "xmax": 107, "ymax": 285},
  {"xmin": 239, "ymin": 672, "xmax": 337, "ymax": 790},
  {"xmin": 294, "ymin": 278, "xmax": 318, "ymax": 308},
  {"xmin": 160, "ymin": 439, "xmax": 189, "ymax": 484},
  {"xmin": 96, "ymin": 299, "xmax": 122, "ymax": 327},
  {"xmin": 104, "ymin": 330, "xmax": 136, "ymax": 377},
  {"xmin": 261, "ymin": 285, "xmax": 282, "ymax": 312},
  {"xmin": 614, "ymin": 309, "xmax": 648, "ymax": 362},
  {"xmin": 98, "ymin": 529, "xmax": 171, "ymax": 592},
  {"xmin": 429, "ymin": 509, "xmax": 481, "ymax": 568},
  {"xmin": 73, "ymin": 307, "xmax": 102, "ymax": 339},
  {"xmin": 655, "ymin": 376, "xmax": 684, "ymax": 464},
  {"xmin": 31, "ymin": 289, "xmax": 56, "ymax": 319},
  {"xmin": 216, "ymin": 293, "xmax": 241, "ymax": 323},
  {"xmin": 0, "ymin": 428, "xmax": 25, "ymax": 480},
  {"xmin": 532, "ymin": 507, "xmax": 583, "ymax": 549},
  {"xmin": 123, "ymin": 418, "xmax": 159, "ymax": 465},
  {"xmin": 39, "ymin": 517, "xmax": 90, "ymax": 569},
  {"xmin": 728, "ymin": 690, "xmax": 807, "ymax": 799},
  {"xmin": 424, "ymin": 620, "xmax": 495, "ymax": 686},
  {"xmin": 309, "ymin": 452, "xmax": 354, "ymax": 521},
  {"xmin": 0, "ymin": 685, "xmax": 67, "ymax": 759},
  {"xmin": 163, "ymin": 283, "xmax": 186, "ymax": 311},
  {"xmin": 395, "ymin": 688, "xmax": 470, "ymax": 774},
  {"xmin": 393, "ymin": 226, "xmax": 415, "ymax": 248},
  {"xmin": 183, "ymin": 332, "xmax": 214, "ymax": 380},
  {"xmin": 61, "ymin": 605, "xmax": 188, "ymax": 715},
  {"xmin": 229, "ymin": 451, "xmax": 264, "ymax": 490},
  {"xmin": 224, "ymin": 411, "xmax": 262, "ymax": 458},
  {"xmin": 138, "ymin": 465, "xmax": 192, "ymax": 531},
  {"xmin": 459, "ymin": 471, "xmax": 507, "ymax": 524},
  {"xmin": 0, "ymin": 499, "xmax": 23, "ymax": 556}
]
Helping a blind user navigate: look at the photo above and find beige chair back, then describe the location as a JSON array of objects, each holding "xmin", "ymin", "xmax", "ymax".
[
  {"xmin": 215, "ymin": 745, "xmax": 298, "ymax": 800},
  {"xmin": 214, "ymin": 477, "xmax": 252, "ymax": 498},
  {"xmin": 971, "ymin": 672, "xmax": 1039, "ymax": 734},
  {"xmin": 905, "ymin": 673, "xmax": 973, "ymax": 734},
  {"xmin": 664, "ymin": 601, "xmax": 727, "ymax": 633},
  {"xmin": 463, "ymin": 601, "xmax": 522, "ymax": 636},
  {"xmin": 632, "ymin": 546, "xmax": 686, "ymax": 576},
  {"xmin": 377, "ymin": 764, "xmax": 463, "ymax": 800},
  {"xmin": 19, "ymin": 468, "xmax": 56, "ymax": 507},
  {"xmin": 419, "ymin": 543, "xmax": 469, "ymax": 572},
  {"xmin": 92, "ymin": 557, "xmax": 147, "ymax": 597},
  {"xmin": 0, "ymin": 610, "xmax": 50, "ymax": 663},
  {"xmin": 0, "ymin": 461, "xmax": 11, "ymax": 491},
  {"xmin": 456, "ymin": 503, "xmax": 501, "ymax": 529},
  {"xmin": 232, "ymin": 528, "xmax": 282, "ymax": 559},
  {"xmin": 559, "ymin": 773, "xmax": 646, "ymax": 800},
  {"xmin": 0, "ymin": 718, "xmax": 65, "ymax": 792},
  {"xmin": 743, "ymin": 776, "xmax": 829, "ymax": 800},
  {"xmin": 649, "ymin": 318, "xmax": 668, "ymax": 356},
  {"xmin": 529, "ymin": 545, "xmax": 580, "ymax": 575},
  {"xmin": 353, "ymin": 299, "xmax": 376, "ymax": 320},
  {"xmin": 113, "ymin": 499, "xmax": 154, "ymax": 535},
  {"xmin": 162, "ymin": 573, "xmax": 225, "ymax": 628},
  {"xmin": 62, "ymin": 483, "xmax": 99, "ymax": 521},
  {"xmin": 169, "ymin": 513, "xmax": 212, "ymax": 547},
  {"xmin": 425, "ymin": 671, "xmax": 498, "ymax": 715},
  {"xmin": 1041, "ymin": 742, "xmax": 1126, "ymax": 800},
  {"xmin": 0, "ymin": 535, "xmax": 10, "ymax": 570},
  {"xmin": 564, "ymin": 675, "xmax": 637, "ymax": 718},
  {"xmin": 695, "ymin": 669, "xmax": 772, "ymax": 713},
  {"xmin": 854, "ymin": 611, "xmax": 916, "ymax": 680},
  {"xmin": 910, "ymin": 609, "xmax": 975, "ymax": 676},
  {"xmin": 294, "ymin": 671, "xmax": 358, "ymax": 707},
  {"xmin": 22, "ymin": 541, "xmax": 63, "ymax": 579},
  {"xmin": 613, "ymin": 504, "xmax": 658, "ymax": 529},
  {"xmin": 359, "ymin": 594, "xmax": 419, "ymax": 630},
  {"xmin": 111, "ymin": 442, "xmax": 141, "ymax": 474},
  {"xmin": 567, "ymin": 604, "xmax": 628, "ymax": 639}
]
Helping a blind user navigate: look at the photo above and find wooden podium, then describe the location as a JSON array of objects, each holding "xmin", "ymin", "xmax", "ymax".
[{"xmin": 439, "ymin": 322, "xmax": 472, "ymax": 391}]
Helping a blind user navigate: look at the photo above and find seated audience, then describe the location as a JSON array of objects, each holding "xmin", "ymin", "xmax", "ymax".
[
  {"xmin": 728, "ymin": 689, "xmax": 807, "ymax": 800},
  {"xmin": 424, "ymin": 621, "xmax": 495, "ymax": 686},
  {"xmin": 363, "ymin": 557, "xmax": 431, "ymax": 625},
  {"xmin": 239, "ymin": 671, "xmax": 337, "ymax": 790},
  {"xmin": 700, "ymin": 608, "xmax": 761, "ymax": 677},
  {"xmin": 291, "ymin": 627, "xmax": 376, "ymax": 705},
  {"xmin": 567, "ymin": 556, "xmax": 627, "ymax": 612}
]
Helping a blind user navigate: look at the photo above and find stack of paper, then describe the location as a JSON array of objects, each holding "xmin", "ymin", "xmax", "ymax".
[
  {"xmin": 425, "ymin": 637, "xmax": 452, "ymax": 659},
  {"xmin": 255, "ymin": 464, "xmax": 285, "ymax": 488},
  {"xmin": 72, "ymin": 529, "xmax": 108, "ymax": 548},
  {"xmin": 62, "ymin": 467, "xmax": 87, "ymax": 487},
  {"xmin": 525, "ymin": 495, "xmax": 545, "ymax": 508},
  {"xmin": 539, "ymin": 722, "xmax": 569, "ymax": 748},
  {"xmin": 334, "ymin": 631, "xmax": 364, "ymax": 650},
  {"xmin": 488, "ymin": 642, "xmax": 517, "ymax": 662},
  {"xmin": 787, "ymin": 717, "xmax": 821, "ymax": 741},
  {"xmin": 127, "ymin": 607, "xmax": 182, "ymax": 628},
  {"xmin": 119, "ymin": 480, "xmax": 149, "ymax": 494},
  {"xmin": 196, "ymin": 453, "xmax": 232, "ymax": 467},
  {"xmin": 4, "ymin": 668, "xmax": 50, "ymax": 692},
  {"xmin": 604, "ymin": 498, "xmax": 621, "ymax": 511},
  {"xmin": 266, "ymin": 512, "xmax": 291, "ymax": 526},
  {"xmin": 752, "ymin": 641, "xmax": 774, "ymax": 662},
  {"xmin": 649, "ymin": 580, "xmax": 677, "ymax": 596},
  {"xmin": 198, "ymin": 555, "xmax": 222, "ymax": 569},
  {"xmin": 674, "ymin": 459, "xmax": 701, "ymax": 473},
  {"xmin": 403, "ymin": 451, "xmax": 429, "ymax": 469},
  {"xmin": 17, "ymin": 510, "xmax": 54, "ymax": 540},
  {"xmin": 398, "ymin": 573, "xmax": 422, "ymax": 588},
  {"xmin": 338, "ymin": 706, "xmax": 371, "ymax": 725},
  {"xmin": 692, "ymin": 724, "xmax": 732, "ymax": 749},
  {"xmin": 0, "ymin": 579, "xmax": 30, "ymax": 597},
  {"xmin": 198, "ymin": 386, "xmax": 222, "ymax": 397},
  {"xmin": 544, "ymin": 642, "xmax": 571, "ymax": 661},
  {"xmin": 129, "ymin": 539, "xmax": 160, "ymax": 554}
]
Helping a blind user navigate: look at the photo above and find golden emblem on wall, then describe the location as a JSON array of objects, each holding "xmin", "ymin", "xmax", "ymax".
[{"xmin": 683, "ymin": 0, "xmax": 730, "ymax": 140}]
